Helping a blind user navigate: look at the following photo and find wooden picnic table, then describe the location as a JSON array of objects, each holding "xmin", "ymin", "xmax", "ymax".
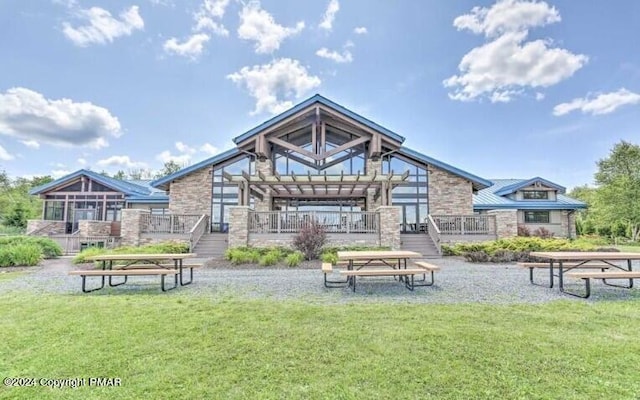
[
  {"xmin": 336, "ymin": 250, "xmax": 426, "ymax": 291},
  {"xmin": 529, "ymin": 251, "xmax": 640, "ymax": 297},
  {"xmin": 69, "ymin": 253, "xmax": 197, "ymax": 292}
]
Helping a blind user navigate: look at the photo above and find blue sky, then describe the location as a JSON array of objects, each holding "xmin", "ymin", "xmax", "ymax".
[{"xmin": 1, "ymin": 0, "xmax": 639, "ymax": 189}]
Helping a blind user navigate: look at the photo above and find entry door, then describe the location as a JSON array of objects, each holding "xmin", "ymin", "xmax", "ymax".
[{"xmin": 400, "ymin": 204, "xmax": 419, "ymax": 233}]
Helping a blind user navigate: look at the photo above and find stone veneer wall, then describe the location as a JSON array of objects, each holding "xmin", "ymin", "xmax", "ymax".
[
  {"xmin": 228, "ymin": 206, "xmax": 250, "ymax": 248},
  {"xmin": 26, "ymin": 220, "xmax": 66, "ymax": 235},
  {"xmin": 487, "ymin": 209, "xmax": 518, "ymax": 238},
  {"xmin": 560, "ymin": 210, "xmax": 577, "ymax": 238},
  {"xmin": 169, "ymin": 167, "xmax": 212, "ymax": 216},
  {"xmin": 248, "ymin": 233, "xmax": 378, "ymax": 248},
  {"xmin": 427, "ymin": 166, "xmax": 473, "ymax": 215},
  {"xmin": 254, "ymin": 159, "xmax": 273, "ymax": 212},
  {"xmin": 120, "ymin": 209, "xmax": 147, "ymax": 247},
  {"xmin": 366, "ymin": 158, "xmax": 382, "ymax": 211},
  {"xmin": 78, "ymin": 220, "xmax": 112, "ymax": 236},
  {"xmin": 377, "ymin": 206, "xmax": 401, "ymax": 250}
]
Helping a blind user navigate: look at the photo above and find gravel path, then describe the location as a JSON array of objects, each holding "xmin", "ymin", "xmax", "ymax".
[{"xmin": 1, "ymin": 257, "xmax": 639, "ymax": 304}]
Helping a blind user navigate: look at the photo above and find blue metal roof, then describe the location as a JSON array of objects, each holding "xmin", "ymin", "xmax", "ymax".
[
  {"xmin": 494, "ymin": 176, "xmax": 566, "ymax": 196},
  {"xmin": 150, "ymin": 148, "xmax": 241, "ymax": 189},
  {"xmin": 29, "ymin": 169, "xmax": 151, "ymax": 196},
  {"xmin": 397, "ymin": 147, "xmax": 492, "ymax": 190},
  {"xmin": 232, "ymin": 94, "xmax": 406, "ymax": 144},
  {"xmin": 474, "ymin": 179, "xmax": 586, "ymax": 210}
]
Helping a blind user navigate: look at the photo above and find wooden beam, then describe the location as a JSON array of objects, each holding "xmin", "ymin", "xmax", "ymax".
[
  {"xmin": 287, "ymin": 153, "xmax": 320, "ymax": 171},
  {"xmin": 311, "ymin": 122, "xmax": 317, "ymax": 156},
  {"xmin": 223, "ymin": 171, "xmax": 234, "ymax": 182},
  {"xmin": 274, "ymin": 171, "xmax": 281, "ymax": 181},
  {"xmin": 269, "ymin": 137, "xmax": 321, "ymax": 161},
  {"xmin": 258, "ymin": 170, "xmax": 267, "ymax": 181},
  {"xmin": 401, "ymin": 170, "xmax": 410, "ymax": 180},
  {"xmin": 272, "ymin": 120, "xmax": 312, "ymax": 139},
  {"xmin": 235, "ymin": 107, "xmax": 314, "ymax": 147},
  {"xmin": 319, "ymin": 150, "xmax": 364, "ymax": 171},
  {"xmin": 321, "ymin": 136, "xmax": 369, "ymax": 160},
  {"xmin": 250, "ymin": 188, "xmax": 264, "ymax": 202},
  {"xmin": 242, "ymin": 170, "xmax": 251, "ymax": 181}
]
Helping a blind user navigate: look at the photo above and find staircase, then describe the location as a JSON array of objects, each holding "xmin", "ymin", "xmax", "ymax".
[
  {"xmin": 192, "ymin": 233, "xmax": 228, "ymax": 259},
  {"xmin": 400, "ymin": 234, "xmax": 441, "ymax": 258}
]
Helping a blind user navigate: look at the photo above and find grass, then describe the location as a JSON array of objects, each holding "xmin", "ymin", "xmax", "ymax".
[
  {"xmin": 0, "ymin": 271, "xmax": 24, "ymax": 282},
  {"xmin": 614, "ymin": 245, "xmax": 640, "ymax": 253},
  {"xmin": 1, "ymin": 294, "xmax": 640, "ymax": 399}
]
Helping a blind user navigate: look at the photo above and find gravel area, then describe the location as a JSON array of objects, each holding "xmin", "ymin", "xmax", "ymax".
[{"xmin": 1, "ymin": 257, "xmax": 639, "ymax": 304}]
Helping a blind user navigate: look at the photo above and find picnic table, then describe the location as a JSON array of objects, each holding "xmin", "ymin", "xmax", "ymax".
[
  {"xmin": 336, "ymin": 250, "xmax": 437, "ymax": 291},
  {"xmin": 528, "ymin": 251, "xmax": 640, "ymax": 298},
  {"xmin": 69, "ymin": 253, "xmax": 198, "ymax": 293}
]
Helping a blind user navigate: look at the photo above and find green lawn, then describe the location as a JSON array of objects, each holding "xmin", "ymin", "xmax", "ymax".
[
  {"xmin": 1, "ymin": 294, "xmax": 639, "ymax": 399},
  {"xmin": 614, "ymin": 245, "xmax": 640, "ymax": 253},
  {"xmin": 0, "ymin": 271, "xmax": 24, "ymax": 282}
]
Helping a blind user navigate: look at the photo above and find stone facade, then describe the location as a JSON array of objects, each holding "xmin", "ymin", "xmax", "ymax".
[
  {"xmin": 254, "ymin": 159, "xmax": 273, "ymax": 212},
  {"xmin": 120, "ymin": 209, "xmax": 147, "ymax": 247},
  {"xmin": 488, "ymin": 209, "xmax": 518, "ymax": 238},
  {"xmin": 228, "ymin": 206, "xmax": 250, "ymax": 248},
  {"xmin": 366, "ymin": 157, "xmax": 382, "ymax": 211},
  {"xmin": 377, "ymin": 206, "xmax": 401, "ymax": 250},
  {"xmin": 78, "ymin": 220, "xmax": 112, "ymax": 236},
  {"xmin": 248, "ymin": 233, "xmax": 378, "ymax": 248},
  {"xmin": 169, "ymin": 167, "xmax": 212, "ymax": 216},
  {"xmin": 427, "ymin": 166, "xmax": 473, "ymax": 215},
  {"xmin": 26, "ymin": 220, "xmax": 66, "ymax": 235},
  {"xmin": 560, "ymin": 210, "xmax": 577, "ymax": 239}
]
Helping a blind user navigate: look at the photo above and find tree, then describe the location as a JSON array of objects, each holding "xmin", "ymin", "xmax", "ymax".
[
  {"xmin": 593, "ymin": 141, "xmax": 640, "ymax": 241},
  {"xmin": 112, "ymin": 170, "xmax": 126, "ymax": 180},
  {"xmin": 154, "ymin": 161, "xmax": 183, "ymax": 179}
]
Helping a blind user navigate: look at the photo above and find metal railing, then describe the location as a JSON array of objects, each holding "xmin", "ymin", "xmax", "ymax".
[
  {"xmin": 48, "ymin": 235, "xmax": 120, "ymax": 255},
  {"xmin": 431, "ymin": 215, "xmax": 496, "ymax": 235},
  {"xmin": 425, "ymin": 215, "xmax": 442, "ymax": 255},
  {"xmin": 141, "ymin": 214, "xmax": 202, "ymax": 234},
  {"xmin": 189, "ymin": 214, "xmax": 209, "ymax": 252},
  {"xmin": 249, "ymin": 211, "xmax": 379, "ymax": 234}
]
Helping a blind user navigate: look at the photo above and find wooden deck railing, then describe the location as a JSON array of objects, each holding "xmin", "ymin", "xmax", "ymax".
[
  {"xmin": 189, "ymin": 214, "xmax": 209, "ymax": 252},
  {"xmin": 48, "ymin": 235, "xmax": 120, "ymax": 255},
  {"xmin": 249, "ymin": 211, "xmax": 379, "ymax": 234},
  {"xmin": 431, "ymin": 215, "xmax": 496, "ymax": 235},
  {"xmin": 141, "ymin": 214, "xmax": 202, "ymax": 234},
  {"xmin": 425, "ymin": 215, "xmax": 442, "ymax": 255}
]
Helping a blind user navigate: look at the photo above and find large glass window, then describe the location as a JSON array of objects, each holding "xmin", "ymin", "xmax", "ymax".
[
  {"xmin": 44, "ymin": 201, "xmax": 64, "ymax": 221},
  {"xmin": 524, "ymin": 211, "xmax": 550, "ymax": 223},
  {"xmin": 522, "ymin": 191, "xmax": 549, "ymax": 200},
  {"xmin": 383, "ymin": 155, "xmax": 429, "ymax": 232},
  {"xmin": 211, "ymin": 155, "xmax": 253, "ymax": 232}
]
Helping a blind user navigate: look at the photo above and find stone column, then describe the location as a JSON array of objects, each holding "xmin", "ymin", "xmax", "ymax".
[
  {"xmin": 254, "ymin": 159, "xmax": 273, "ymax": 212},
  {"xmin": 78, "ymin": 220, "xmax": 112, "ymax": 236},
  {"xmin": 487, "ymin": 209, "xmax": 518, "ymax": 239},
  {"xmin": 560, "ymin": 210, "xmax": 577, "ymax": 239},
  {"xmin": 228, "ymin": 206, "xmax": 250, "ymax": 248},
  {"xmin": 120, "ymin": 209, "xmax": 148, "ymax": 247},
  {"xmin": 366, "ymin": 158, "xmax": 382, "ymax": 210},
  {"xmin": 377, "ymin": 206, "xmax": 401, "ymax": 250}
]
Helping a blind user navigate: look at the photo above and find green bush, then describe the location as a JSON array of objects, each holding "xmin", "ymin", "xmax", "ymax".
[
  {"xmin": 72, "ymin": 241, "xmax": 189, "ymax": 264},
  {"xmin": 259, "ymin": 250, "xmax": 281, "ymax": 267},
  {"xmin": 444, "ymin": 237, "xmax": 618, "ymax": 263},
  {"xmin": 0, "ymin": 236, "xmax": 62, "ymax": 259},
  {"xmin": 285, "ymin": 251, "xmax": 304, "ymax": 267},
  {"xmin": 321, "ymin": 252, "xmax": 338, "ymax": 265},
  {"xmin": 0, "ymin": 243, "xmax": 43, "ymax": 267}
]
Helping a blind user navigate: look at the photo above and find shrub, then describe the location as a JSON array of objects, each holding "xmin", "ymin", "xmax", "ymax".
[
  {"xmin": 0, "ymin": 236, "xmax": 62, "ymax": 259},
  {"xmin": 464, "ymin": 251, "xmax": 489, "ymax": 262},
  {"xmin": 292, "ymin": 220, "xmax": 327, "ymax": 260},
  {"xmin": 321, "ymin": 252, "xmax": 338, "ymax": 265},
  {"xmin": 531, "ymin": 227, "xmax": 553, "ymax": 239},
  {"xmin": 517, "ymin": 225, "xmax": 531, "ymax": 237},
  {"xmin": 285, "ymin": 251, "xmax": 304, "ymax": 267},
  {"xmin": 0, "ymin": 243, "xmax": 42, "ymax": 267},
  {"xmin": 259, "ymin": 250, "xmax": 281, "ymax": 267}
]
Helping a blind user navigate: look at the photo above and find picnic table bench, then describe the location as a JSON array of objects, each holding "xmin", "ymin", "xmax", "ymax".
[
  {"xmin": 563, "ymin": 270, "xmax": 640, "ymax": 298},
  {"xmin": 517, "ymin": 261, "xmax": 611, "ymax": 288},
  {"xmin": 68, "ymin": 253, "xmax": 199, "ymax": 293}
]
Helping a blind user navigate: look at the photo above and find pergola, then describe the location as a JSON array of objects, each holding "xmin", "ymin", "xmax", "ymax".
[{"xmin": 224, "ymin": 170, "xmax": 410, "ymax": 206}]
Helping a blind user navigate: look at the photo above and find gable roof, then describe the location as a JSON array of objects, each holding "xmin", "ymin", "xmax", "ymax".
[
  {"xmin": 474, "ymin": 179, "xmax": 586, "ymax": 210},
  {"xmin": 151, "ymin": 148, "xmax": 241, "ymax": 189},
  {"xmin": 29, "ymin": 170, "xmax": 169, "ymax": 203},
  {"xmin": 398, "ymin": 147, "xmax": 492, "ymax": 190},
  {"xmin": 232, "ymin": 94, "xmax": 406, "ymax": 145},
  {"xmin": 494, "ymin": 176, "xmax": 566, "ymax": 196}
]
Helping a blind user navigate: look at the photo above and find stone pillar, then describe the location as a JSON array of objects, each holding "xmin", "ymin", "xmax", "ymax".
[
  {"xmin": 366, "ymin": 158, "xmax": 382, "ymax": 211},
  {"xmin": 120, "ymin": 209, "xmax": 148, "ymax": 247},
  {"xmin": 78, "ymin": 220, "xmax": 112, "ymax": 236},
  {"xmin": 377, "ymin": 206, "xmax": 401, "ymax": 250},
  {"xmin": 487, "ymin": 209, "xmax": 518, "ymax": 239},
  {"xmin": 228, "ymin": 206, "xmax": 250, "ymax": 248},
  {"xmin": 254, "ymin": 159, "xmax": 273, "ymax": 212},
  {"xmin": 560, "ymin": 210, "xmax": 577, "ymax": 239},
  {"xmin": 427, "ymin": 166, "xmax": 473, "ymax": 215}
]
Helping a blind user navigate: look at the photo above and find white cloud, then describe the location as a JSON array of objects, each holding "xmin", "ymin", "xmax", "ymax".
[
  {"xmin": 319, "ymin": 0, "xmax": 339, "ymax": 31},
  {"xmin": 353, "ymin": 26, "xmax": 367, "ymax": 35},
  {"xmin": 453, "ymin": 0, "xmax": 560, "ymax": 38},
  {"xmin": 52, "ymin": 169, "xmax": 72, "ymax": 179},
  {"xmin": 163, "ymin": 33, "xmax": 210, "ymax": 59},
  {"xmin": 200, "ymin": 143, "xmax": 220, "ymax": 155},
  {"xmin": 316, "ymin": 47, "xmax": 353, "ymax": 63},
  {"xmin": 227, "ymin": 58, "xmax": 321, "ymax": 115},
  {"xmin": 0, "ymin": 87, "xmax": 122, "ymax": 149},
  {"xmin": 0, "ymin": 144, "xmax": 14, "ymax": 161},
  {"xmin": 175, "ymin": 141, "xmax": 196, "ymax": 154},
  {"xmin": 194, "ymin": 0, "xmax": 230, "ymax": 36},
  {"xmin": 535, "ymin": 92, "xmax": 545, "ymax": 101},
  {"xmin": 20, "ymin": 139, "xmax": 40, "ymax": 149},
  {"xmin": 237, "ymin": 1, "xmax": 305, "ymax": 54},
  {"xmin": 77, "ymin": 158, "xmax": 87, "ymax": 166},
  {"xmin": 156, "ymin": 150, "xmax": 191, "ymax": 165},
  {"xmin": 444, "ymin": 29, "xmax": 587, "ymax": 102},
  {"xmin": 62, "ymin": 5, "xmax": 144, "ymax": 47},
  {"xmin": 553, "ymin": 88, "xmax": 640, "ymax": 116},
  {"xmin": 97, "ymin": 155, "xmax": 148, "ymax": 168}
]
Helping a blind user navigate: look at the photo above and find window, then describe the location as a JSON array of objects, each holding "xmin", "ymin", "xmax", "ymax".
[
  {"xmin": 522, "ymin": 191, "xmax": 549, "ymax": 200},
  {"xmin": 44, "ymin": 201, "xmax": 64, "ymax": 221},
  {"xmin": 150, "ymin": 208, "xmax": 168, "ymax": 215},
  {"xmin": 524, "ymin": 211, "xmax": 550, "ymax": 224}
]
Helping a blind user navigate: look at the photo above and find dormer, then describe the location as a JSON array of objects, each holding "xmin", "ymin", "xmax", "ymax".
[{"xmin": 494, "ymin": 177, "xmax": 565, "ymax": 202}]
